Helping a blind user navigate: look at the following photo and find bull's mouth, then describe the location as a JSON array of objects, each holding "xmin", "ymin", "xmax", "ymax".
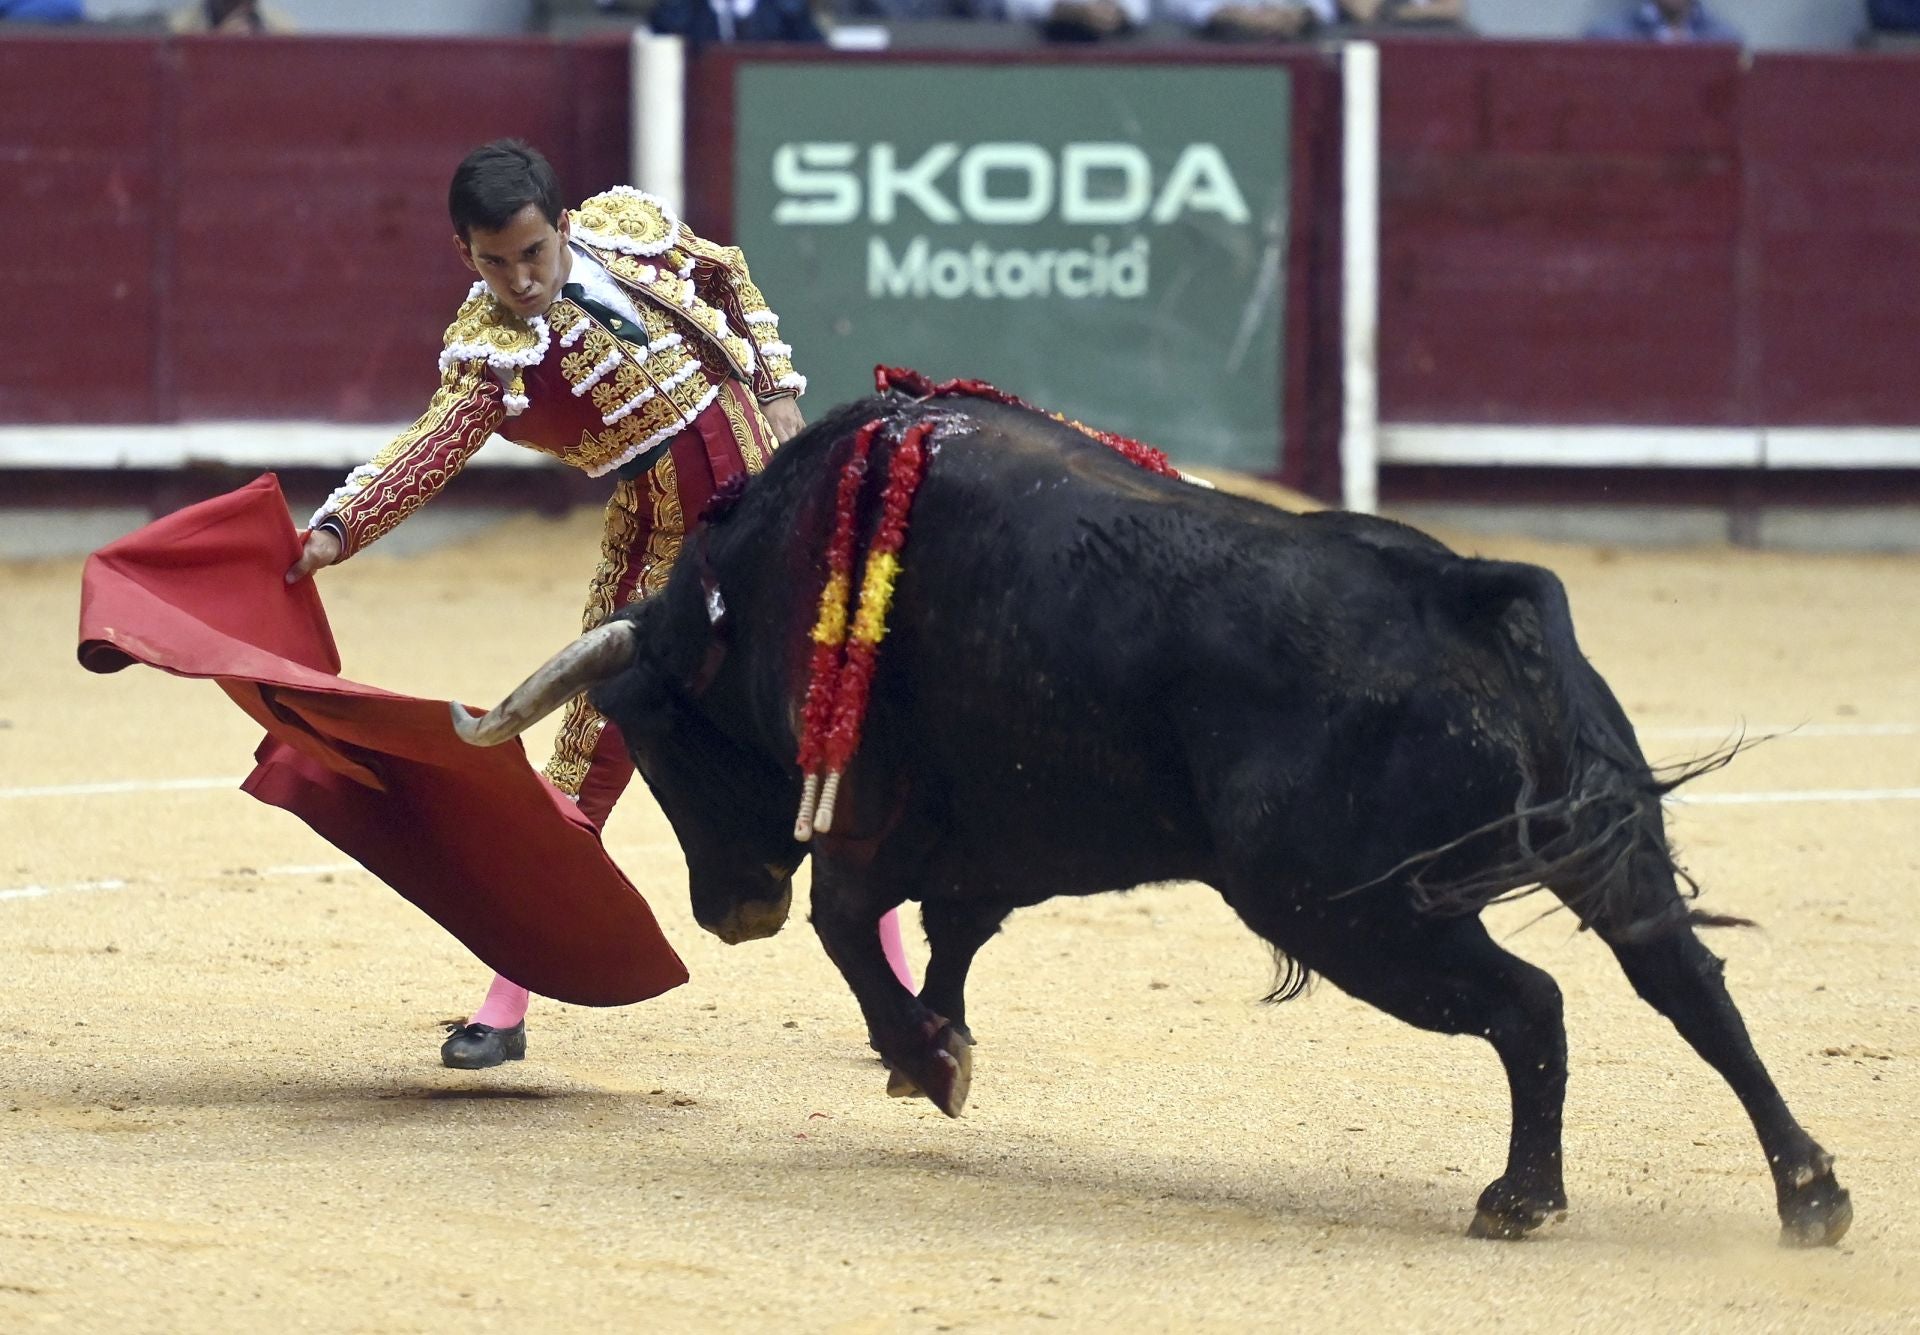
[{"xmin": 701, "ymin": 884, "xmax": 794, "ymax": 944}]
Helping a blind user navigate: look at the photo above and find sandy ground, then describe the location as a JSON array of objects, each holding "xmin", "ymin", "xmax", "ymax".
[{"xmin": 1, "ymin": 494, "xmax": 1917, "ymax": 1333}]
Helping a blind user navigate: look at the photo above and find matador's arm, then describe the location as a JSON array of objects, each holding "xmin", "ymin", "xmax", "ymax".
[
  {"xmin": 672, "ymin": 224, "xmax": 806, "ymax": 403},
  {"xmin": 309, "ymin": 364, "xmax": 506, "ymax": 558}
]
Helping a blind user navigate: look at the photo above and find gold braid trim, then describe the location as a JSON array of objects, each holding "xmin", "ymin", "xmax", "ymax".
[
  {"xmin": 330, "ymin": 372, "xmax": 502, "ymax": 557},
  {"xmin": 680, "ymin": 235, "xmax": 797, "ymax": 397},
  {"xmin": 542, "ymin": 456, "xmax": 685, "ymax": 794},
  {"xmin": 544, "ymin": 477, "xmax": 641, "ymax": 793},
  {"xmin": 638, "ymin": 449, "xmax": 687, "ymax": 597},
  {"xmin": 718, "ymin": 384, "xmax": 772, "ymax": 476}
]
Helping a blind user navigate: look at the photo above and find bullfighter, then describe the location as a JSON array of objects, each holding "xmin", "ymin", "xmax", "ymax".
[{"xmin": 287, "ymin": 139, "xmax": 910, "ymax": 1068}]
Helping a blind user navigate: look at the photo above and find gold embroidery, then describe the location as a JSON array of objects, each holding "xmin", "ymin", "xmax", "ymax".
[
  {"xmin": 639, "ymin": 451, "xmax": 685, "ymax": 597},
  {"xmin": 561, "ymin": 327, "xmax": 618, "ymax": 384},
  {"xmin": 617, "ymin": 361, "xmax": 651, "ymax": 396},
  {"xmin": 335, "ymin": 372, "xmax": 501, "ymax": 555},
  {"xmin": 440, "ymin": 288, "xmax": 545, "ymax": 367},
  {"xmin": 604, "ymin": 254, "xmax": 657, "ymax": 287},
  {"xmin": 366, "ymin": 371, "xmax": 479, "ymax": 472},
  {"xmin": 543, "ymin": 478, "xmax": 645, "ymax": 793},
  {"xmin": 576, "ymin": 415, "xmax": 649, "ymax": 473},
  {"xmin": 674, "ymin": 232, "xmax": 793, "ymax": 390},
  {"xmin": 547, "ymin": 300, "xmax": 588, "ymax": 344},
  {"xmin": 649, "ymin": 272, "xmax": 690, "ymax": 310},
  {"xmin": 718, "ymin": 385, "xmax": 770, "ymax": 476},
  {"xmin": 641, "ymin": 345, "xmax": 690, "ymax": 383},
  {"xmin": 542, "ymin": 457, "xmax": 688, "ymax": 793},
  {"xmin": 589, "ymin": 364, "xmax": 651, "ymax": 419},
  {"xmin": 679, "ymin": 234, "xmax": 745, "ymax": 272},
  {"xmin": 638, "ymin": 306, "xmax": 679, "ymax": 344},
  {"xmin": 722, "ymin": 334, "xmax": 757, "ymax": 376},
  {"xmin": 581, "ymin": 238, "xmax": 754, "ymax": 384},
  {"xmin": 572, "ymin": 190, "xmax": 677, "ymax": 255}
]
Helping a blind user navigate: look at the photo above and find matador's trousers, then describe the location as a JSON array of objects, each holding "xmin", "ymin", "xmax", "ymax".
[{"xmin": 541, "ymin": 380, "xmax": 778, "ymax": 826}]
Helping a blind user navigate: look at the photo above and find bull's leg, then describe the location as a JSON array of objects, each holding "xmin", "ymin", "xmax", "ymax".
[
  {"xmin": 1248, "ymin": 905, "xmax": 1570, "ymax": 1239},
  {"xmin": 810, "ymin": 867, "xmax": 972, "ymax": 1117},
  {"xmin": 916, "ymin": 898, "xmax": 1014, "ymax": 1046},
  {"xmin": 1600, "ymin": 924, "xmax": 1851, "ymax": 1247}
]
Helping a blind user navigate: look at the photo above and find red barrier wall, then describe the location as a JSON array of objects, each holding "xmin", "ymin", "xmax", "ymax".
[
  {"xmin": 1745, "ymin": 54, "xmax": 1920, "ymax": 426},
  {"xmin": 9, "ymin": 32, "xmax": 1920, "ymax": 452},
  {"xmin": 6, "ymin": 39, "xmax": 166, "ymax": 424},
  {"xmin": 1379, "ymin": 40, "xmax": 1920, "ymax": 429},
  {"xmin": 2, "ymin": 33, "xmax": 629, "ymax": 426}
]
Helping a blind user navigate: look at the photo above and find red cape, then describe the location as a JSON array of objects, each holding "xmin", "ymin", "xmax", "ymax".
[{"xmin": 76, "ymin": 474, "xmax": 687, "ymax": 1007}]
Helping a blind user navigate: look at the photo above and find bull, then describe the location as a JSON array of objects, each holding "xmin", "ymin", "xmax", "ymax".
[{"xmin": 454, "ymin": 388, "xmax": 1851, "ymax": 1245}]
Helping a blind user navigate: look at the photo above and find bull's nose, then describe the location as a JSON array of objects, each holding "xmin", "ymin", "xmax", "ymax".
[{"xmin": 704, "ymin": 886, "xmax": 793, "ymax": 944}]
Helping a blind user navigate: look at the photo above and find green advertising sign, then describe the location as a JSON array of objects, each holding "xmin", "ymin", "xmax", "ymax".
[{"xmin": 733, "ymin": 62, "xmax": 1292, "ymax": 472}]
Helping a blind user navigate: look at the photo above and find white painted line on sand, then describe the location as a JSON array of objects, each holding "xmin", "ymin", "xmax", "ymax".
[
  {"xmin": 1640, "ymin": 723, "xmax": 1920, "ymax": 741},
  {"xmin": 1, "ymin": 863, "xmax": 363, "ymax": 904},
  {"xmin": 1670, "ymin": 787, "xmax": 1920, "ymax": 807},
  {"xmin": 0, "ymin": 878, "xmax": 127, "ymax": 902},
  {"xmin": 0, "ymin": 777, "xmax": 243, "ymax": 799}
]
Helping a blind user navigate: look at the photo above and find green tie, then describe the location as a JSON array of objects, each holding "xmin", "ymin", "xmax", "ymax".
[{"xmin": 560, "ymin": 282, "xmax": 644, "ymax": 347}]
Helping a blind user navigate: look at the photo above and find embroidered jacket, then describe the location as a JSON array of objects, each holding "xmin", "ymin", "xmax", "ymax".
[{"xmin": 311, "ymin": 187, "xmax": 804, "ymax": 557}]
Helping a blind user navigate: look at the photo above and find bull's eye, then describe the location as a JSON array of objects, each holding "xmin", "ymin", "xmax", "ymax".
[{"xmin": 705, "ymin": 584, "xmax": 727, "ymax": 625}]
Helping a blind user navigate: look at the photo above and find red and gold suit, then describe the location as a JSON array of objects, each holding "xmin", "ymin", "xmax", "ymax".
[{"xmin": 311, "ymin": 187, "xmax": 802, "ymax": 823}]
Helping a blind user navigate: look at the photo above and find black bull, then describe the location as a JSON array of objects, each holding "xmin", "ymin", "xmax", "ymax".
[{"xmin": 456, "ymin": 393, "xmax": 1850, "ymax": 1245}]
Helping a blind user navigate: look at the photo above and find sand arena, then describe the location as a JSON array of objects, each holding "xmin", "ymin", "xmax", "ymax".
[{"xmin": 2, "ymin": 492, "xmax": 1916, "ymax": 1331}]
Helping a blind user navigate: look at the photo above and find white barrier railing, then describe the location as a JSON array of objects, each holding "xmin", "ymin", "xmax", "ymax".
[
  {"xmin": 1340, "ymin": 41, "xmax": 1380, "ymax": 515},
  {"xmin": 1377, "ymin": 425, "xmax": 1920, "ymax": 471},
  {"xmin": 0, "ymin": 425, "xmax": 555, "ymax": 471},
  {"xmin": 630, "ymin": 33, "xmax": 686, "ymax": 215},
  {"xmin": 1335, "ymin": 43, "xmax": 1920, "ymax": 504}
]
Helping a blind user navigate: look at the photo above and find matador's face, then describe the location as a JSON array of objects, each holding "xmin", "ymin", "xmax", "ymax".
[{"xmin": 456, "ymin": 204, "xmax": 574, "ymax": 321}]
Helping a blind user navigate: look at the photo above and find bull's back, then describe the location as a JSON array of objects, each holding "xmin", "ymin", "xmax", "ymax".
[
  {"xmin": 858, "ymin": 409, "xmax": 1443, "ymax": 887},
  {"xmin": 895, "ymin": 410, "xmax": 1448, "ymax": 712}
]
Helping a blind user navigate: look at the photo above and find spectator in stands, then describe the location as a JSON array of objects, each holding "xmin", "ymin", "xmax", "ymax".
[
  {"xmin": 833, "ymin": 0, "xmax": 1003, "ymax": 17},
  {"xmin": 1341, "ymin": 0, "xmax": 1465, "ymax": 26},
  {"xmin": 1868, "ymin": 0, "xmax": 1920, "ymax": 33},
  {"xmin": 647, "ymin": 0, "xmax": 827, "ymax": 41},
  {"xmin": 0, "ymin": 0, "xmax": 84, "ymax": 21},
  {"xmin": 1165, "ymin": 0, "xmax": 1330, "ymax": 41},
  {"xmin": 170, "ymin": 0, "xmax": 293, "ymax": 32},
  {"xmin": 1004, "ymin": 0, "xmax": 1142, "ymax": 40},
  {"xmin": 1585, "ymin": 0, "xmax": 1740, "ymax": 43}
]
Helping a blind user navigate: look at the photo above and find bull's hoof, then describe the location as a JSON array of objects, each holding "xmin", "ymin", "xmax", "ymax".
[
  {"xmin": 880, "ymin": 1018, "xmax": 972, "ymax": 1118},
  {"xmin": 1778, "ymin": 1163, "xmax": 1852, "ymax": 1248},
  {"xmin": 1465, "ymin": 1178, "xmax": 1566, "ymax": 1241},
  {"xmin": 910, "ymin": 997, "xmax": 974, "ymax": 1047}
]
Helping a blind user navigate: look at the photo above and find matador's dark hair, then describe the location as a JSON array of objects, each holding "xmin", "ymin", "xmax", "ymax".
[{"xmin": 448, "ymin": 139, "xmax": 564, "ymax": 241}]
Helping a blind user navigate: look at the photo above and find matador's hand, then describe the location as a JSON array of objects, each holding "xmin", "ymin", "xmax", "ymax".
[
  {"xmin": 285, "ymin": 527, "xmax": 342, "ymax": 584},
  {"xmin": 761, "ymin": 395, "xmax": 806, "ymax": 445}
]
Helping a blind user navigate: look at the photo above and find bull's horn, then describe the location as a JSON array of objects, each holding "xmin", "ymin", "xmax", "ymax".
[{"xmin": 449, "ymin": 620, "xmax": 639, "ymax": 747}]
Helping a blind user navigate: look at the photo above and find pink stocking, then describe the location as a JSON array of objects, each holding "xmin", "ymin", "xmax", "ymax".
[
  {"xmin": 468, "ymin": 973, "xmax": 531, "ymax": 1029},
  {"xmin": 879, "ymin": 907, "xmax": 915, "ymax": 992}
]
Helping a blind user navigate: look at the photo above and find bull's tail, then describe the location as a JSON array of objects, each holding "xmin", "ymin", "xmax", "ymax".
[{"xmin": 1347, "ymin": 557, "xmax": 1754, "ymax": 937}]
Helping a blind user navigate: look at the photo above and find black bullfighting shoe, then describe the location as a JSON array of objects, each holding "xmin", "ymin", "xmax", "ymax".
[{"xmin": 439, "ymin": 1020, "xmax": 527, "ymax": 1070}]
